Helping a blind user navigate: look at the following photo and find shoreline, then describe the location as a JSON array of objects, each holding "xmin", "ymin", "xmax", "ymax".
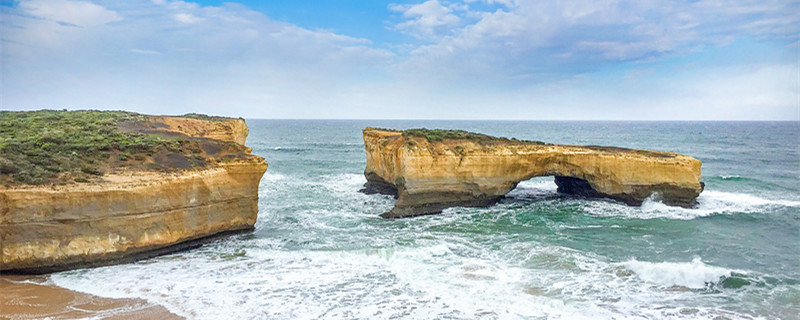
[{"xmin": 0, "ymin": 275, "xmax": 182, "ymax": 320}]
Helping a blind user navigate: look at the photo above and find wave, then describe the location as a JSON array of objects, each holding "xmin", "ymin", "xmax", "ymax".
[
  {"xmin": 618, "ymin": 258, "xmax": 743, "ymax": 289},
  {"xmin": 506, "ymin": 177, "xmax": 558, "ymax": 199},
  {"xmin": 320, "ymin": 173, "xmax": 368, "ymax": 192},
  {"xmin": 50, "ymin": 240, "xmax": 773, "ymax": 320},
  {"xmin": 696, "ymin": 190, "xmax": 800, "ymax": 208},
  {"xmin": 262, "ymin": 172, "xmax": 289, "ymax": 180},
  {"xmin": 585, "ymin": 190, "xmax": 800, "ymax": 220},
  {"xmin": 641, "ymin": 190, "xmax": 800, "ymax": 219},
  {"xmin": 256, "ymin": 172, "xmax": 393, "ymax": 231},
  {"xmin": 268, "ymin": 143, "xmax": 362, "ymax": 153},
  {"xmin": 505, "ymin": 176, "xmax": 799, "ymax": 220},
  {"xmin": 269, "ymin": 146, "xmax": 308, "ymax": 152},
  {"xmin": 704, "ymin": 174, "xmax": 797, "ymax": 192}
]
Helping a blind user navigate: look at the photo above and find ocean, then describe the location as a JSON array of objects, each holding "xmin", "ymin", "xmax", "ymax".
[{"xmin": 51, "ymin": 120, "xmax": 800, "ymax": 319}]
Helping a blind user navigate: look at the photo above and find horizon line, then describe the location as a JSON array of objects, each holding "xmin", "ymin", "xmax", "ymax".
[
  {"xmin": 242, "ymin": 118, "xmax": 800, "ymax": 122},
  {"xmin": 2, "ymin": 109, "xmax": 797, "ymax": 121}
]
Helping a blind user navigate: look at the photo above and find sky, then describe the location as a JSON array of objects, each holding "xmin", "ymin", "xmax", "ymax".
[{"xmin": 1, "ymin": 0, "xmax": 798, "ymax": 120}]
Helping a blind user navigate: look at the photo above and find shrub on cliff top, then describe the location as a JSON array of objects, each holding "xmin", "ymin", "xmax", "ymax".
[
  {"xmin": 181, "ymin": 113, "xmax": 232, "ymax": 121},
  {"xmin": 0, "ymin": 110, "xmax": 191, "ymax": 185},
  {"xmin": 401, "ymin": 128, "xmax": 545, "ymax": 144}
]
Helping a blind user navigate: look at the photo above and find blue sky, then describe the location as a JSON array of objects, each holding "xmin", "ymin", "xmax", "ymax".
[{"xmin": 1, "ymin": 0, "xmax": 798, "ymax": 120}]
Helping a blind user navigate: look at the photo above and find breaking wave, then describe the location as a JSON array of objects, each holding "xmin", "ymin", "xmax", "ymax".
[
  {"xmin": 585, "ymin": 190, "xmax": 800, "ymax": 220},
  {"xmin": 619, "ymin": 258, "xmax": 743, "ymax": 289}
]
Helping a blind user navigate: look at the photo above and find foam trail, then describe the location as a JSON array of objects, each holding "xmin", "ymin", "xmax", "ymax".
[
  {"xmin": 697, "ymin": 190, "xmax": 800, "ymax": 208},
  {"xmin": 640, "ymin": 190, "xmax": 800, "ymax": 219},
  {"xmin": 584, "ymin": 189, "xmax": 800, "ymax": 220}
]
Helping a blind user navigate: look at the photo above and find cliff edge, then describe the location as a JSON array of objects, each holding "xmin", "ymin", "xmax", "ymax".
[
  {"xmin": 0, "ymin": 110, "xmax": 267, "ymax": 273},
  {"xmin": 361, "ymin": 128, "xmax": 703, "ymax": 218}
]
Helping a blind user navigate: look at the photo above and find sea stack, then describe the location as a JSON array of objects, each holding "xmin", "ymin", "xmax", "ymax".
[
  {"xmin": 0, "ymin": 111, "xmax": 267, "ymax": 273},
  {"xmin": 361, "ymin": 128, "xmax": 703, "ymax": 218}
]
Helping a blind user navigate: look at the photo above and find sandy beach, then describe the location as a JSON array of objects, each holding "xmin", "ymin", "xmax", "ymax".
[{"xmin": 0, "ymin": 275, "xmax": 182, "ymax": 320}]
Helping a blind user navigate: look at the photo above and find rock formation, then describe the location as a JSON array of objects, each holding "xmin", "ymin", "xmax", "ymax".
[
  {"xmin": 134, "ymin": 115, "xmax": 250, "ymax": 146},
  {"xmin": 0, "ymin": 113, "xmax": 267, "ymax": 273},
  {"xmin": 362, "ymin": 128, "xmax": 703, "ymax": 218}
]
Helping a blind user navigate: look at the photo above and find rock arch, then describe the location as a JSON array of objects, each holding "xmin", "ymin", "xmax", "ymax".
[{"xmin": 361, "ymin": 128, "xmax": 703, "ymax": 218}]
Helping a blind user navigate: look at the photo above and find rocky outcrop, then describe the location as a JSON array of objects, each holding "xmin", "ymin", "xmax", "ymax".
[
  {"xmin": 144, "ymin": 116, "xmax": 250, "ymax": 146},
  {"xmin": 0, "ymin": 115, "xmax": 267, "ymax": 273},
  {"xmin": 362, "ymin": 128, "xmax": 703, "ymax": 218}
]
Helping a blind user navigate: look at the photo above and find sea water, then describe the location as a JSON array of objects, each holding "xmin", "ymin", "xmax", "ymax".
[{"xmin": 51, "ymin": 120, "xmax": 800, "ymax": 319}]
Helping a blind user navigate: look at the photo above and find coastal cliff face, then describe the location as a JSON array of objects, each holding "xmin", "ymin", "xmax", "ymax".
[
  {"xmin": 142, "ymin": 116, "xmax": 249, "ymax": 146},
  {"xmin": 0, "ymin": 113, "xmax": 267, "ymax": 273},
  {"xmin": 362, "ymin": 128, "xmax": 703, "ymax": 218}
]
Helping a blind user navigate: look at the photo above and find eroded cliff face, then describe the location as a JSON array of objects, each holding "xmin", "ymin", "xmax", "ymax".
[
  {"xmin": 144, "ymin": 116, "xmax": 250, "ymax": 145},
  {"xmin": 0, "ymin": 115, "xmax": 266, "ymax": 273},
  {"xmin": 362, "ymin": 128, "xmax": 703, "ymax": 218}
]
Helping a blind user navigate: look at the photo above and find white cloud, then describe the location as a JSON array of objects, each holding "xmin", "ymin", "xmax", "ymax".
[
  {"xmin": 389, "ymin": 0, "xmax": 799, "ymax": 83},
  {"xmin": 130, "ymin": 49, "xmax": 163, "ymax": 55},
  {"xmin": 1, "ymin": 0, "xmax": 395, "ymax": 117},
  {"xmin": 1, "ymin": 0, "xmax": 797, "ymax": 120},
  {"xmin": 389, "ymin": 0, "xmax": 462, "ymax": 39},
  {"xmin": 173, "ymin": 13, "xmax": 202, "ymax": 24},
  {"xmin": 19, "ymin": 0, "xmax": 122, "ymax": 27}
]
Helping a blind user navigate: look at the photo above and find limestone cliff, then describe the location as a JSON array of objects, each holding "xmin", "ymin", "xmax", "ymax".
[
  {"xmin": 362, "ymin": 128, "xmax": 703, "ymax": 218},
  {"xmin": 140, "ymin": 115, "xmax": 250, "ymax": 146},
  {"xmin": 0, "ymin": 113, "xmax": 267, "ymax": 273}
]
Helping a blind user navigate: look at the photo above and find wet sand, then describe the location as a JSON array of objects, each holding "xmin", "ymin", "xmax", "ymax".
[{"xmin": 0, "ymin": 275, "xmax": 182, "ymax": 320}]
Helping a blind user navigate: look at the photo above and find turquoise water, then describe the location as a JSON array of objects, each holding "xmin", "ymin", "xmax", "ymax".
[{"xmin": 53, "ymin": 121, "xmax": 799, "ymax": 319}]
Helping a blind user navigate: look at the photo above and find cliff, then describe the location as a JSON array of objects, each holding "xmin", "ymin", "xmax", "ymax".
[
  {"xmin": 362, "ymin": 128, "xmax": 703, "ymax": 218},
  {"xmin": 0, "ymin": 111, "xmax": 267, "ymax": 273},
  {"xmin": 137, "ymin": 115, "xmax": 250, "ymax": 146}
]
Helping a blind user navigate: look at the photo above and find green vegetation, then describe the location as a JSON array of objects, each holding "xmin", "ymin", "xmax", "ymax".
[
  {"xmin": 1, "ymin": 110, "xmax": 165, "ymax": 185},
  {"xmin": 400, "ymin": 128, "xmax": 545, "ymax": 144},
  {"xmin": 585, "ymin": 145, "xmax": 675, "ymax": 158},
  {"xmin": 0, "ymin": 110, "xmax": 244, "ymax": 186},
  {"xmin": 181, "ymin": 113, "xmax": 229, "ymax": 121}
]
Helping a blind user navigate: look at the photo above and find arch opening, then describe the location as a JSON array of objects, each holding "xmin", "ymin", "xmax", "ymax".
[{"xmin": 505, "ymin": 176, "xmax": 558, "ymax": 201}]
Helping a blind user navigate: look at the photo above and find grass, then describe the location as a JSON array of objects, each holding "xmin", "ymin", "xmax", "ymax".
[
  {"xmin": 0, "ymin": 110, "xmax": 246, "ymax": 186},
  {"xmin": 369, "ymin": 128, "xmax": 671, "ymax": 156},
  {"xmin": 400, "ymin": 128, "xmax": 545, "ymax": 144},
  {"xmin": 180, "ymin": 113, "xmax": 231, "ymax": 121}
]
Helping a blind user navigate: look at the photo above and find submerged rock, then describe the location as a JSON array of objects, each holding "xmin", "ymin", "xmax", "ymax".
[
  {"xmin": 361, "ymin": 128, "xmax": 703, "ymax": 218},
  {"xmin": 0, "ymin": 111, "xmax": 267, "ymax": 273}
]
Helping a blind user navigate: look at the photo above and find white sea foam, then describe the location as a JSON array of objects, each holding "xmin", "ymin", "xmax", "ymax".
[
  {"xmin": 697, "ymin": 190, "xmax": 800, "ymax": 209},
  {"xmin": 585, "ymin": 189, "xmax": 800, "ymax": 220},
  {"xmin": 51, "ymin": 241, "xmax": 765, "ymax": 320},
  {"xmin": 507, "ymin": 177, "xmax": 558, "ymax": 198},
  {"xmin": 260, "ymin": 172, "xmax": 289, "ymax": 183},
  {"xmin": 508, "ymin": 179, "xmax": 799, "ymax": 220},
  {"xmin": 619, "ymin": 258, "xmax": 741, "ymax": 289},
  {"xmin": 320, "ymin": 173, "xmax": 368, "ymax": 194},
  {"xmin": 319, "ymin": 173, "xmax": 394, "ymax": 215},
  {"xmin": 51, "ymin": 245, "xmax": 569, "ymax": 319}
]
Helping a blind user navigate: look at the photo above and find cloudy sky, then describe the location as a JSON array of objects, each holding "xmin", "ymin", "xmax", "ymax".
[{"xmin": 1, "ymin": 0, "xmax": 798, "ymax": 120}]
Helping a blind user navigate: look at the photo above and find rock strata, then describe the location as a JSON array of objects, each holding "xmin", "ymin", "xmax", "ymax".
[
  {"xmin": 1, "ymin": 113, "xmax": 267, "ymax": 273},
  {"xmin": 362, "ymin": 128, "xmax": 703, "ymax": 218}
]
